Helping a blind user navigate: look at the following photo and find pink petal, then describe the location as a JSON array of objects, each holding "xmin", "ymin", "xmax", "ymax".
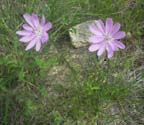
[
  {"xmin": 89, "ymin": 36, "xmax": 104, "ymax": 44},
  {"xmin": 113, "ymin": 31, "xmax": 126, "ymax": 39},
  {"xmin": 41, "ymin": 32, "xmax": 49, "ymax": 43},
  {"xmin": 23, "ymin": 14, "xmax": 34, "ymax": 28},
  {"xmin": 106, "ymin": 18, "xmax": 113, "ymax": 33},
  {"xmin": 35, "ymin": 40, "xmax": 41, "ymax": 51},
  {"xmin": 16, "ymin": 30, "xmax": 32, "ymax": 36},
  {"xmin": 115, "ymin": 41, "xmax": 125, "ymax": 49},
  {"xmin": 19, "ymin": 34, "xmax": 35, "ymax": 42},
  {"xmin": 88, "ymin": 44, "xmax": 100, "ymax": 52},
  {"xmin": 25, "ymin": 37, "xmax": 38, "ymax": 51},
  {"xmin": 111, "ymin": 23, "xmax": 120, "ymax": 34},
  {"xmin": 109, "ymin": 41, "xmax": 117, "ymax": 51},
  {"xmin": 106, "ymin": 44, "xmax": 114, "ymax": 58},
  {"xmin": 41, "ymin": 16, "xmax": 46, "ymax": 26},
  {"xmin": 96, "ymin": 20, "xmax": 105, "ymax": 33},
  {"xmin": 44, "ymin": 22, "xmax": 52, "ymax": 31},
  {"xmin": 32, "ymin": 13, "xmax": 39, "ymax": 27},
  {"xmin": 22, "ymin": 24, "xmax": 33, "ymax": 31},
  {"xmin": 97, "ymin": 43, "xmax": 106, "ymax": 56},
  {"xmin": 89, "ymin": 25, "xmax": 103, "ymax": 36}
]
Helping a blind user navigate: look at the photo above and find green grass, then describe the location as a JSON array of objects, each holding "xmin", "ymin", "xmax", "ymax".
[{"xmin": 0, "ymin": 0, "xmax": 144, "ymax": 124}]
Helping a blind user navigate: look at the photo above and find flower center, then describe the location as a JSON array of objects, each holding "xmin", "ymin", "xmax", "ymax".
[
  {"xmin": 35, "ymin": 27, "xmax": 42, "ymax": 37},
  {"xmin": 104, "ymin": 34, "xmax": 113, "ymax": 42}
]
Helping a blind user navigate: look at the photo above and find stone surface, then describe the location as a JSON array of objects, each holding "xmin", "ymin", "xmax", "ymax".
[{"xmin": 69, "ymin": 20, "xmax": 97, "ymax": 48}]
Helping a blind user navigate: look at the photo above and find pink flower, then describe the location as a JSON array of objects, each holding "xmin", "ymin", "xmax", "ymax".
[
  {"xmin": 16, "ymin": 13, "xmax": 52, "ymax": 51},
  {"xmin": 88, "ymin": 18, "xmax": 125, "ymax": 59}
]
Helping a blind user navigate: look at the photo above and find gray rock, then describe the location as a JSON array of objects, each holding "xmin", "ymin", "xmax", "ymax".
[{"xmin": 69, "ymin": 20, "xmax": 97, "ymax": 48}]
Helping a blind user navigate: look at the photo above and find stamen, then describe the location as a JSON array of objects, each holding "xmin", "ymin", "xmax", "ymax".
[
  {"xmin": 104, "ymin": 34, "xmax": 113, "ymax": 42},
  {"xmin": 35, "ymin": 27, "xmax": 42, "ymax": 37}
]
